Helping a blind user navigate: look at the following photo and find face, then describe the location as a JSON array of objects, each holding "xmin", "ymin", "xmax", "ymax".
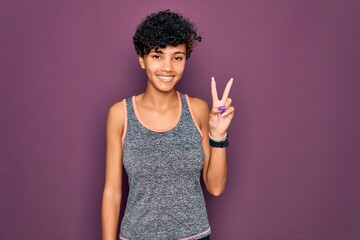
[{"xmin": 138, "ymin": 44, "xmax": 186, "ymax": 93}]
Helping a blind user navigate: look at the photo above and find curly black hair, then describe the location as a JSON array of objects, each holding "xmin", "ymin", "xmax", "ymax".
[{"xmin": 133, "ymin": 10, "xmax": 202, "ymax": 59}]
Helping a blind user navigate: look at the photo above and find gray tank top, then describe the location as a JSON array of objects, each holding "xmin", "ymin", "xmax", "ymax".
[{"xmin": 120, "ymin": 92, "xmax": 211, "ymax": 240}]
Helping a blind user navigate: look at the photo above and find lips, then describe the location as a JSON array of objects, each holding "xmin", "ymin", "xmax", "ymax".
[{"xmin": 158, "ymin": 75, "xmax": 174, "ymax": 82}]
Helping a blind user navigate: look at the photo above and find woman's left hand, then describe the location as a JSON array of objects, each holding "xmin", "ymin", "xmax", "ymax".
[{"xmin": 209, "ymin": 77, "xmax": 235, "ymax": 138}]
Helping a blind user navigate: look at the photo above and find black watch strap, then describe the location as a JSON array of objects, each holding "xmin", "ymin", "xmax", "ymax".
[{"xmin": 209, "ymin": 138, "xmax": 229, "ymax": 148}]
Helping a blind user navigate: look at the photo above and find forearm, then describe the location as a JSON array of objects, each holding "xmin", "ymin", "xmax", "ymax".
[
  {"xmin": 206, "ymin": 146, "xmax": 227, "ymax": 196},
  {"xmin": 101, "ymin": 189, "xmax": 121, "ymax": 240}
]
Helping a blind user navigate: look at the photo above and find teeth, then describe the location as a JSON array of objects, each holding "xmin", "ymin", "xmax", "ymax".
[{"xmin": 158, "ymin": 76, "xmax": 173, "ymax": 81}]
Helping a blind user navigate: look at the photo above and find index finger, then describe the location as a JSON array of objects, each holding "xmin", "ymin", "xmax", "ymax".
[
  {"xmin": 221, "ymin": 78, "xmax": 234, "ymax": 102},
  {"xmin": 211, "ymin": 77, "xmax": 219, "ymax": 102}
]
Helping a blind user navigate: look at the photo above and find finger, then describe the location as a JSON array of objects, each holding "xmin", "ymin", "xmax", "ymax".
[
  {"xmin": 221, "ymin": 106, "xmax": 235, "ymax": 118},
  {"xmin": 221, "ymin": 78, "xmax": 234, "ymax": 102},
  {"xmin": 224, "ymin": 98, "xmax": 232, "ymax": 108},
  {"xmin": 211, "ymin": 106, "xmax": 221, "ymax": 114},
  {"xmin": 212, "ymin": 98, "xmax": 232, "ymax": 114},
  {"xmin": 211, "ymin": 77, "xmax": 219, "ymax": 102}
]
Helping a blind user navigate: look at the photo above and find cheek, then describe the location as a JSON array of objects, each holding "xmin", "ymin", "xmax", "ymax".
[
  {"xmin": 176, "ymin": 62, "xmax": 186, "ymax": 72},
  {"xmin": 144, "ymin": 61, "xmax": 161, "ymax": 72},
  {"xmin": 144, "ymin": 64, "xmax": 159, "ymax": 77}
]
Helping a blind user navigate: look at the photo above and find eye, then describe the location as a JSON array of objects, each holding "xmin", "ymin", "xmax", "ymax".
[
  {"xmin": 174, "ymin": 56, "xmax": 183, "ymax": 61},
  {"xmin": 152, "ymin": 55, "xmax": 161, "ymax": 59}
]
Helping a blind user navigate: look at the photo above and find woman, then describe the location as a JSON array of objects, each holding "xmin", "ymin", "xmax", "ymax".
[{"xmin": 101, "ymin": 10, "xmax": 234, "ymax": 240}]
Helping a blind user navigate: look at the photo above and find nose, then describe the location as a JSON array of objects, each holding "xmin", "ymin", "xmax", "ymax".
[{"xmin": 161, "ymin": 58, "xmax": 173, "ymax": 72}]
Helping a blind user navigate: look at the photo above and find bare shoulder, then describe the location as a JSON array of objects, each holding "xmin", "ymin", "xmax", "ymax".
[
  {"xmin": 107, "ymin": 99, "xmax": 127, "ymax": 134},
  {"xmin": 187, "ymin": 96, "xmax": 210, "ymax": 125},
  {"xmin": 108, "ymin": 100, "xmax": 126, "ymax": 119},
  {"xmin": 108, "ymin": 99, "xmax": 125, "ymax": 115},
  {"xmin": 188, "ymin": 96, "xmax": 209, "ymax": 113}
]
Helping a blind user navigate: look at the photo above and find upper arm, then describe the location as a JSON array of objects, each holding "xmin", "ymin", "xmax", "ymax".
[
  {"xmin": 188, "ymin": 97, "xmax": 211, "ymax": 185},
  {"xmin": 103, "ymin": 100, "xmax": 126, "ymax": 196}
]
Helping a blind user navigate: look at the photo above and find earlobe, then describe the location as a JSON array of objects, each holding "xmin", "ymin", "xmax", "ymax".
[{"xmin": 138, "ymin": 55, "xmax": 145, "ymax": 69}]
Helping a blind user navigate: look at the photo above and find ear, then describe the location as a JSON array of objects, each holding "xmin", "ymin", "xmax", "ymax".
[{"xmin": 138, "ymin": 55, "xmax": 145, "ymax": 69}]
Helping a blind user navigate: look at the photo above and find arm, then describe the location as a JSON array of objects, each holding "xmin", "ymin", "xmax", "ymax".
[
  {"xmin": 101, "ymin": 100, "xmax": 125, "ymax": 240},
  {"xmin": 191, "ymin": 78, "xmax": 234, "ymax": 196}
]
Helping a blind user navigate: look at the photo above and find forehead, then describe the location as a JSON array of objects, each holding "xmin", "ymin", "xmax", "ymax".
[{"xmin": 151, "ymin": 44, "xmax": 186, "ymax": 54}]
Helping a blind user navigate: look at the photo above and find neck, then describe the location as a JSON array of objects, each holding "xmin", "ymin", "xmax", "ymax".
[{"xmin": 141, "ymin": 88, "xmax": 178, "ymax": 110}]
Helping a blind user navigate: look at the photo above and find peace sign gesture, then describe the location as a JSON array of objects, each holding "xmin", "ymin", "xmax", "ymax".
[{"xmin": 209, "ymin": 77, "xmax": 234, "ymax": 138}]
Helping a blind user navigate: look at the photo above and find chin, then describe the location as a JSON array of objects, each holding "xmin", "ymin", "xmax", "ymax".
[{"xmin": 157, "ymin": 86, "xmax": 176, "ymax": 93}]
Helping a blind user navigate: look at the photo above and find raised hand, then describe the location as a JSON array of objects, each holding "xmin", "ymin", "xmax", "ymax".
[{"xmin": 209, "ymin": 77, "xmax": 234, "ymax": 138}]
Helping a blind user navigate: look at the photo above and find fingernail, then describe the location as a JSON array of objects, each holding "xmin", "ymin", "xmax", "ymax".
[{"xmin": 218, "ymin": 106, "xmax": 226, "ymax": 114}]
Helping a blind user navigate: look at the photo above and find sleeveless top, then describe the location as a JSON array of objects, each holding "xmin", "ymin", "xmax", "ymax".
[{"xmin": 119, "ymin": 92, "xmax": 211, "ymax": 240}]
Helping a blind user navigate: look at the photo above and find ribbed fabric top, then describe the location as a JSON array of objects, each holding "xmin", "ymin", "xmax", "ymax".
[{"xmin": 120, "ymin": 92, "xmax": 210, "ymax": 240}]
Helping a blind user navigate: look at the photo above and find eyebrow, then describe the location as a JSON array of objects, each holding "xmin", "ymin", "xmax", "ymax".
[
  {"xmin": 150, "ymin": 50, "xmax": 186, "ymax": 55},
  {"xmin": 174, "ymin": 51, "xmax": 186, "ymax": 55}
]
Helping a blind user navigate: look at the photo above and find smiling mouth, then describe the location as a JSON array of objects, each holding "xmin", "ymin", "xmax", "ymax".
[{"xmin": 158, "ymin": 75, "xmax": 174, "ymax": 82}]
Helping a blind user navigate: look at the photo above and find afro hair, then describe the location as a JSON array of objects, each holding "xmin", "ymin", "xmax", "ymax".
[{"xmin": 133, "ymin": 10, "xmax": 202, "ymax": 58}]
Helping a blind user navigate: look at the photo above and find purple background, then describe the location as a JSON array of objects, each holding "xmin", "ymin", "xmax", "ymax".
[{"xmin": 1, "ymin": 0, "xmax": 360, "ymax": 239}]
